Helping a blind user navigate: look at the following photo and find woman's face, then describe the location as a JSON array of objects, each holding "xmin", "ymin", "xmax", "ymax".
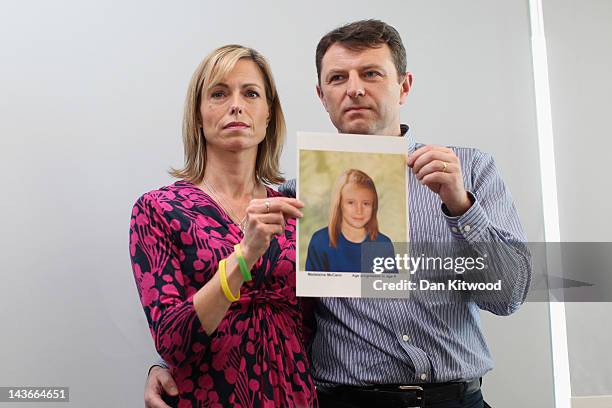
[
  {"xmin": 340, "ymin": 183, "xmax": 375, "ymax": 230},
  {"xmin": 200, "ymin": 58, "xmax": 269, "ymax": 153}
]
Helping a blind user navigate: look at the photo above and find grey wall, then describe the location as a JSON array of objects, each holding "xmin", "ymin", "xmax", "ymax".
[
  {"xmin": 0, "ymin": 1, "xmax": 555, "ymax": 407},
  {"xmin": 543, "ymin": 0, "xmax": 612, "ymax": 399}
]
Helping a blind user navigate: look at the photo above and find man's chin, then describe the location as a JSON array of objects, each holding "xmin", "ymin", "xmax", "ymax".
[{"xmin": 339, "ymin": 122, "xmax": 374, "ymax": 135}]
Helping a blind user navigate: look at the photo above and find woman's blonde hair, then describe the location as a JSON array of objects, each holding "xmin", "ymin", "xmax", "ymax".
[
  {"xmin": 170, "ymin": 44, "xmax": 285, "ymax": 185},
  {"xmin": 328, "ymin": 169, "xmax": 380, "ymax": 247}
]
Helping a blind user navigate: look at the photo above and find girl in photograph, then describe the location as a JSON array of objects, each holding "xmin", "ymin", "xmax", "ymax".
[{"xmin": 305, "ymin": 169, "xmax": 395, "ymax": 273}]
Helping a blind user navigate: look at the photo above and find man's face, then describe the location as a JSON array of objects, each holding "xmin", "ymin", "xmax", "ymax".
[{"xmin": 317, "ymin": 43, "xmax": 411, "ymax": 136}]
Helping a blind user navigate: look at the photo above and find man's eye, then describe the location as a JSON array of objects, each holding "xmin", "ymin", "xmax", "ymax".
[
  {"xmin": 329, "ymin": 74, "xmax": 345, "ymax": 83},
  {"xmin": 364, "ymin": 71, "xmax": 381, "ymax": 78}
]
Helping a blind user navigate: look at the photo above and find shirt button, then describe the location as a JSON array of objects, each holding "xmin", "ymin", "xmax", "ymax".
[
  {"xmin": 420, "ymin": 373, "xmax": 427, "ymax": 381},
  {"xmin": 402, "ymin": 334, "xmax": 409, "ymax": 342},
  {"xmin": 451, "ymin": 227, "xmax": 459, "ymax": 233},
  {"xmin": 464, "ymin": 225, "xmax": 471, "ymax": 232}
]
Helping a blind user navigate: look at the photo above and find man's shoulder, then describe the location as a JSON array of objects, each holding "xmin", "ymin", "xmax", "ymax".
[{"xmin": 278, "ymin": 179, "xmax": 296, "ymax": 198}]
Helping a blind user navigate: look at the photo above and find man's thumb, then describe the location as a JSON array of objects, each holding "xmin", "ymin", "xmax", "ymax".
[{"xmin": 161, "ymin": 375, "xmax": 178, "ymax": 396}]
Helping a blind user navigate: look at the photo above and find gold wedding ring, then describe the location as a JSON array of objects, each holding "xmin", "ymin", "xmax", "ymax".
[
  {"xmin": 441, "ymin": 161, "xmax": 448, "ymax": 172},
  {"xmin": 264, "ymin": 200, "xmax": 270, "ymax": 213}
]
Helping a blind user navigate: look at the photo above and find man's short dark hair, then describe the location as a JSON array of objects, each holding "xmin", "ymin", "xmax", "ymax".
[{"xmin": 316, "ymin": 19, "xmax": 407, "ymax": 85}]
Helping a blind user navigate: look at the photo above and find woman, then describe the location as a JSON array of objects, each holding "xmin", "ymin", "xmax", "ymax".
[
  {"xmin": 130, "ymin": 45, "xmax": 317, "ymax": 407},
  {"xmin": 305, "ymin": 169, "xmax": 395, "ymax": 273}
]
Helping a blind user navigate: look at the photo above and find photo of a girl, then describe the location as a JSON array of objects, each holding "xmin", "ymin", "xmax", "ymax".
[{"xmin": 305, "ymin": 169, "xmax": 396, "ymax": 273}]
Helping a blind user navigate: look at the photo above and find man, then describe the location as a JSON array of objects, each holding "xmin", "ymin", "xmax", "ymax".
[{"xmin": 145, "ymin": 20, "xmax": 530, "ymax": 408}]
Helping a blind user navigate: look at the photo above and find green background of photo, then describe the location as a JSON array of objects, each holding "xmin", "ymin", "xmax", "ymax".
[{"xmin": 298, "ymin": 149, "xmax": 408, "ymax": 271}]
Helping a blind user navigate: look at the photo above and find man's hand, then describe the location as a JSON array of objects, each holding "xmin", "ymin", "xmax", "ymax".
[
  {"xmin": 407, "ymin": 145, "xmax": 472, "ymax": 216},
  {"xmin": 144, "ymin": 366, "xmax": 178, "ymax": 408}
]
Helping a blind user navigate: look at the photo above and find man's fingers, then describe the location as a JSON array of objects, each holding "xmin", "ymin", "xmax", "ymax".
[
  {"xmin": 145, "ymin": 394, "xmax": 172, "ymax": 408},
  {"xmin": 407, "ymin": 144, "xmax": 437, "ymax": 166},
  {"xmin": 415, "ymin": 160, "xmax": 457, "ymax": 181},
  {"xmin": 144, "ymin": 366, "xmax": 176, "ymax": 408},
  {"xmin": 159, "ymin": 370, "xmax": 178, "ymax": 396},
  {"xmin": 407, "ymin": 145, "xmax": 453, "ymax": 168},
  {"xmin": 421, "ymin": 171, "xmax": 453, "ymax": 187},
  {"xmin": 411, "ymin": 149, "xmax": 457, "ymax": 173}
]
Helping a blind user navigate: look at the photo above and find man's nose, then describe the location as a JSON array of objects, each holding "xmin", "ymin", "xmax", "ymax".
[{"xmin": 346, "ymin": 74, "xmax": 365, "ymax": 98}]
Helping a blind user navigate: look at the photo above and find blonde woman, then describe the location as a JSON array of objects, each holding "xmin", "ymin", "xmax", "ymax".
[
  {"xmin": 305, "ymin": 169, "xmax": 395, "ymax": 273},
  {"xmin": 130, "ymin": 45, "xmax": 317, "ymax": 407}
]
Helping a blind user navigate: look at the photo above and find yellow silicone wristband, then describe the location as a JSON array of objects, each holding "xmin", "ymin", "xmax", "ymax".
[{"xmin": 219, "ymin": 259, "xmax": 239, "ymax": 302}]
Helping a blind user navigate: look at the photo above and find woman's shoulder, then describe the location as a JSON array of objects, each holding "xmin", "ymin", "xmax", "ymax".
[{"xmin": 132, "ymin": 180, "xmax": 202, "ymax": 212}]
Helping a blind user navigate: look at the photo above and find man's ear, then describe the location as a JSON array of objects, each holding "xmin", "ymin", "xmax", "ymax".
[
  {"xmin": 316, "ymin": 84, "xmax": 329, "ymax": 112},
  {"xmin": 399, "ymin": 72, "xmax": 413, "ymax": 105}
]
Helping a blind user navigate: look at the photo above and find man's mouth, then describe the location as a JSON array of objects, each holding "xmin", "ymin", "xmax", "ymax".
[{"xmin": 344, "ymin": 106, "xmax": 370, "ymax": 113}]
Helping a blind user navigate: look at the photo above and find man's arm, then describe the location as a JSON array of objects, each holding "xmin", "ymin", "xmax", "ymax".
[
  {"xmin": 441, "ymin": 150, "xmax": 531, "ymax": 315},
  {"xmin": 408, "ymin": 146, "xmax": 531, "ymax": 315}
]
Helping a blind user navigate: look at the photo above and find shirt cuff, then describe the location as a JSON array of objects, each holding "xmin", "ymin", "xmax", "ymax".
[
  {"xmin": 442, "ymin": 192, "xmax": 488, "ymax": 241},
  {"xmin": 148, "ymin": 359, "xmax": 168, "ymax": 376}
]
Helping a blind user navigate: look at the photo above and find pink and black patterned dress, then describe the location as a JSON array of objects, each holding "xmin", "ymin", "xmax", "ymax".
[{"xmin": 129, "ymin": 180, "xmax": 317, "ymax": 407}]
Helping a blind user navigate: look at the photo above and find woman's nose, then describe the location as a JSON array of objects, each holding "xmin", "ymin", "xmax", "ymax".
[{"xmin": 229, "ymin": 94, "xmax": 244, "ymax": 115}]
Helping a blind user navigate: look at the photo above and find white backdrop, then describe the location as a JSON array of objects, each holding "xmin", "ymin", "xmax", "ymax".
[{"xmin": 0, "ymin": 1, "xmax": 562, "ymax": 406}]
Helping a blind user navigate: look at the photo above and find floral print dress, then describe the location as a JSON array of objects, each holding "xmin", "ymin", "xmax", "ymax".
[{"xmin": 130, "ymin": 181, "xmax": 317, "ymax": 407}]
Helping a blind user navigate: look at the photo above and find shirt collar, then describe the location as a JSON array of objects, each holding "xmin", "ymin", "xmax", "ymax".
[{"xmin": 400, "ymin": 124, "xmax": 417, "ymax": 153}]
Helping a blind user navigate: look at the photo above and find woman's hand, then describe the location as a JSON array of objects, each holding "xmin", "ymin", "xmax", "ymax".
[{"xmin": 241, "ymin": 197, "xmax": 303, "ymax": 263}]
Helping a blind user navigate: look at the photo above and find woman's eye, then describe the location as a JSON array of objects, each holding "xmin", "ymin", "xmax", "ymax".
[
  {"xmin": 211, "ymin": 91, "xmax": 225, "ymax": 98},
  {"xmin": 246, "ymin": 90, "xmax": 260, "ymax": 98}
]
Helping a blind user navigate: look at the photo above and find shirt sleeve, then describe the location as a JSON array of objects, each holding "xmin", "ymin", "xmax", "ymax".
[
  {"xmin": 441, "ymin": 150, "xmax": 532, "ymax": 316},
  {"xmin": 130, "ymin": 194, "xmax": 211, "ymax": 367},
  {"xmin": 148, "ymin": 358, "xmax": 169, "ymax": 376}
]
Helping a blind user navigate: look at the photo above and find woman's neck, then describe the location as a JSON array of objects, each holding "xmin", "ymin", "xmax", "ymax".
[
  {"xmin": 201, "ymin": 144, "xmax": 261, "ymax": 199},
  {"xmin": 341, "ymin": 223, "xmax": 367, "ymax": 243}
]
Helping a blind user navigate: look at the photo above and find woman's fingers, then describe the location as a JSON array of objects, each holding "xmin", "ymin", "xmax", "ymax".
[{"xmin": 247, "ymin": 197, "xmax": 304, "ymax": 218}]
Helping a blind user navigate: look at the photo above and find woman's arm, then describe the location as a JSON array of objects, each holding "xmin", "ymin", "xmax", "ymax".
[
  {"xmin": 130, "ymin": 194, "xmax": 210, "ymax": 366},
  {"xmin": 131, "ymin": 193, "xmax": 304, "ymax": 361}
]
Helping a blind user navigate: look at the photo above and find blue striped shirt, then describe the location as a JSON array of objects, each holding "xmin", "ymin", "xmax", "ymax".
[{"xmin": 282, "ymin": 125, "xmax": 531, "ymax": 388}]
